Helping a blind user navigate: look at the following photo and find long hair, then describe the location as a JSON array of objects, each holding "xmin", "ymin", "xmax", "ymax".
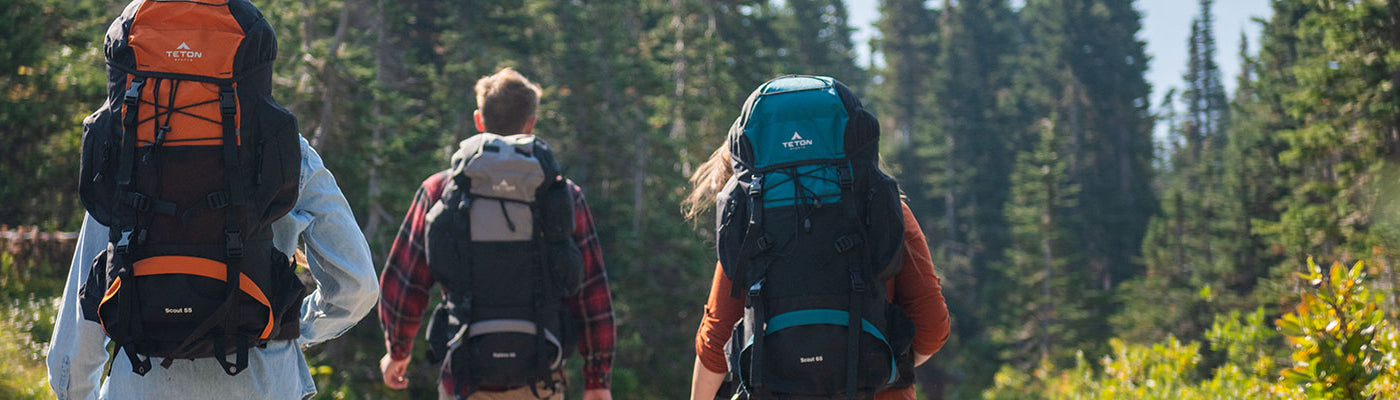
[{"xmin": 682, "ymin": 140, "xmax": 732, "ymax": 222}]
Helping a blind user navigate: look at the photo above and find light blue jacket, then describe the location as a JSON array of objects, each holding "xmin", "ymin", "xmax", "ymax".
[{"xmin": 46, "ymin": 137, "xmax": 380, "ymax": 400}]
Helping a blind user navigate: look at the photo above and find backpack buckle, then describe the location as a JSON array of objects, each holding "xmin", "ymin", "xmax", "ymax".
[
  {"xmin": 123, "ymin": 78, "xmax": 144, "ymax": 105},
  {"xmin": 747, "ymin": 175, "xmax": 763, "ymax": 196},
  {"xmin": 834, "ymin": 234, "xmax": 862, "ymax": 253},
  {"xmin": 114, "ymin": 228, "xmax": 135, "ymax": 254},
  {"xmin": 129, "ymin": 193, "xmax": 151, "ymax": 212},
  {"xmin": 849, "ymin": 271, "xmax": 867, "ymax": 293},
  {"xmin": 225, "ymin": 230, "xmax": 244, "ymax": 258},
  {"xmin": 837, "ymin": 165, "xmax": 853, "ymax": 189},
  {"xmin": 219, "ymin": 87, "xmax": 237, "ymax": 116},
  {"xmin": 207, "ymin": 191, "xmax": 230, "ymax": 209}
]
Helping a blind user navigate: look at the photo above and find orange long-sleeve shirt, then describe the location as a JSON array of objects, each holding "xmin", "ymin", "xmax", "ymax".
[{"xmin": 695, "ymin": 202, "xmax": 950, "ymax": 399}]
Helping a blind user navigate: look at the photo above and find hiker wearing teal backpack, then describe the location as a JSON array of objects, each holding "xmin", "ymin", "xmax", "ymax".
[
  {"xmin": 378, "ymin": 68, "xmax": 616, "ymax": 400},
  {"xmin": 684, "ymin": 76, "xmax": 950, "ymax": 400}
]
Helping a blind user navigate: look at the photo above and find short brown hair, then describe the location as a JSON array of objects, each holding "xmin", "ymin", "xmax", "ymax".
[{"xmin": 474, "ymin": 67, "xmax": 542, "ymax": 134}]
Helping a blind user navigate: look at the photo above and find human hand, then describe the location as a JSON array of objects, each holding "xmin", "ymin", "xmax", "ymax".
[
  {"xmin": 380, "ymin": 354, "xmax": 410, "ymax": 389},
  {"xmin": 582, "ymin": 388, "xmax": 613, "ymax": 400}
]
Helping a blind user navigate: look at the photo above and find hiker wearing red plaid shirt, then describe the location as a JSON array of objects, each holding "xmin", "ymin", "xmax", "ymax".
[{"xmin": 378, "ymin": 68, "xmax": 614, "ymax": 400}]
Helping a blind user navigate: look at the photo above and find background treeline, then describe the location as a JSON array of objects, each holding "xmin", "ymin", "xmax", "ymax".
[{"xmin": 2, "ymin": 0, "xmax": 1399, "ymax": 399}]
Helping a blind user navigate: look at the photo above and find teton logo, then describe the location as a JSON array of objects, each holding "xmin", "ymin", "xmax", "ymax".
[
  {"xmin": 166, "ymin": 42, "xmax": 203, "ymax": 61},
  {"xmin": 782, "ymin": 131, "xmax": 813, "ymax": 150},
  {"xmin": 164, "ymin": 307, "xmax": 193, "ymax": 314},
  {"xmin": 492, "ymin": 179, "xmax": 516, "ymax": 193},
  {"xmin": 799, "ymin": 355, "xmax": 824, "ymax": 364},
  {"xmin": 492, "ymin": 352, "xmax": 518, "ymax": 359}
]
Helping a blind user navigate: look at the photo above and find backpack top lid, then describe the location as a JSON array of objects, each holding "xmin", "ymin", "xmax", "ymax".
[
  {"xmin": 730, "ymin": 75, "xmax": 878, "ymax": 171},
  {"xmin": 451, "ymin": 133, "xmax": 549, "ymax": 203},
  {"xmin": 107, "ymin": 0, "xmax": 280, "ymax": 94}
]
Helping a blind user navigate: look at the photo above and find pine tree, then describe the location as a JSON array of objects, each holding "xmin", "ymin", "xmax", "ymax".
[
  {"xmin": 0, "ymin": 0, "xmax": 111, "ymax": 229},
  {"xmin": 993, "ymin": 116, "xmax": 1091, "ymax": 369},
  {"xmin": 1019, "ymin": 0, "xmax": 1154, "ymax": 297},
  {"xmin": 780, "ymin": 0, "xmax": 866, "ymax": 88},
  {"xmin": 1267, "ymin": 0, "xmax": 1400, "ymax": 313},
  {"xmin": 1116, "ymin": 0, "xmax": 1236, "ymax": 344},
  {"xmin": 872, "ymin": 0, "xmax": 939, "ymax": 224},
  {"xmin": 916, "ymin": 0, "xmax": 1023, "ymax": 395}
]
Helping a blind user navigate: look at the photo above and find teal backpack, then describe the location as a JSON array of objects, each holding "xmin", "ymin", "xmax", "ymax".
[{"xmin": 716, "ymin": 76, "xmax": 913, "ymax": 399}]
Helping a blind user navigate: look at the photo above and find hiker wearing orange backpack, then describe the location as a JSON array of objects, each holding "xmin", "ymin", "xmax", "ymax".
[
  {"xmin": 685, "ymin": 76, "xmax": 950, "ymax": 400},
  {"xmin": 377, "ymin": 68, "xmax": 616, "ymax": 400},
  {"xmin": 46, "ymin": 1, "xmax": 379, "ymax": 399}
]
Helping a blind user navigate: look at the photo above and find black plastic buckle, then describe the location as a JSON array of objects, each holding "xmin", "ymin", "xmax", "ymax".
[
  {"xmin": 154, "ymin": 125, "xmax": 171, "ymax": 145},
  {"xmin": 850, "ymin": 271, "xmax": 867, "ymax": 293},
  {"xmin": 747, "ymin": 175, "xmax": 763, "ymax": 196},
  {"xmin": 834, "ymin": 234, "xmax": 862, "ymax": 253},
  {"xmin": 219, "ymin": 87, "xmax": 238, "ymax": 116},
  {"xmin": 126, "ymin": 192, "xmax": 151, "ymax": 212},
  {"xmin": 124, "ymin": 78, "xmax": 145, "ymax": 105},
  {"xmin": 225, "ymin": 230, "xmax": 244, "ymax": 258},
  {"xmin": 115, "ymin": 228, "xmax": 135, "ymax": 254},
  {"xmin": 746, "ymin": 281, "xmax": 763, "ymax": 305},
  {"xmin": 207, "ymin": 191, "xmax": 230, "ymax": 209},
  {"xmin": 837, "ymin": 165, "xmax": 854, "ymax": 189}
]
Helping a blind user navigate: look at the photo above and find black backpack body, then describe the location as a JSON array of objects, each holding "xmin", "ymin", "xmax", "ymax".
[
  {"xmin": 717, "ymin": 76, "xmax": 911, "ymax": 399},
  {"xmin": 424, "ymin": 133, "xmax": 584, "ymax": 396},
  {"xmin": 76, "ymin": 0, "xmax": 305, "ymax": 377}
]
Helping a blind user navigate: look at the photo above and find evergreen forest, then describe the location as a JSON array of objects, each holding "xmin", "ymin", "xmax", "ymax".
[{"xmin": 2, "ymin": 0, "xmax": 1399, "ymax": 399}]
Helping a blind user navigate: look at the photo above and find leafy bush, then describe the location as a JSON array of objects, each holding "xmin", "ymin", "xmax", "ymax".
[
  {"xmin": 0, "ymin": 295, "xmax": 61, "ymax": 400},
  {"xmin": 1276, "ymin": 259, "xmax": 1397, "ymax": 399},
  {"xmin": 983, "ymin": 259, "xmax": 1399, "ymax": 399}
]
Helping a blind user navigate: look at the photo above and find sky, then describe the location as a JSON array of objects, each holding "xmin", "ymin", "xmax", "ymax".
[{"xmin": 845, "ymin": 0, "xmax": 1276, "ymax": 105}]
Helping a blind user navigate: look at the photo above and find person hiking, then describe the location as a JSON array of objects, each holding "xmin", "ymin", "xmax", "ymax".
[
  {"xmin": 378, "ymin": 67, "xmax": 615, "ymax": 400},
  {"xmin": 47, "ymin": 1, "xmax": 380, "ymax": 398},
  {"xmin": 684, "ymin": 76, "xmax": 950, "ymax": 400}
]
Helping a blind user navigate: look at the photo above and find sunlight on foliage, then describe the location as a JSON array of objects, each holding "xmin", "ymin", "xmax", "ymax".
[
  {"xmin": 1276, "ymin": 259, "xmax": 1396, "ymax": 399},
  {"xmin": 985, "ymin": 258, "xmax": 1399, "ymax": 399},
  {"xmin": 0, "ymin": 296, "xmax": 60, "ymax": 400}
]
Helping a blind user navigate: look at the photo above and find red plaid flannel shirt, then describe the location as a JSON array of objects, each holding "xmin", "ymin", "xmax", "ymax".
[{"xmin": 379, "ymin": 171, "xmax": 615, "ymax": 393}]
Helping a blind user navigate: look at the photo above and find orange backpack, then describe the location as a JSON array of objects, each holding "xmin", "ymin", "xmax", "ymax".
[{"xmin": 77, "ymin": 0, "xmax": 304, "ymax": 376}]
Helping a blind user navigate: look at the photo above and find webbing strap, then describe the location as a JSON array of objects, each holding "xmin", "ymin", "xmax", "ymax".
[
  {"xmin": 123, "ymin": 344, "xmax": 152, "ymax": 376},
  {"xmin": 846, "ymin": 284, "xmax": 863, "ymax": 399},
  {"xmin": 837, "ymin": 164, "xmax": 868, "ymax": 399},
  {"xmin": 218, "ymin": 83, "xmax": 241, "ymax": 340},
  {"xmin": 116, "ymin": 191, "xmax": 177, "ymax": 216},
  {"xmin": 116, "ymin": 77, "xmax": 144, "ymax": 187},
  {"xmin": 745, "ymin": 280, "xmax": 765, "ymax": 391},
  {"xmin": 732, "ymin": 174, "xmax": 766, "ymax": 298},
  {"xmin": 763, "ymin": 310, "xmax": 885, "ymax": 340},
  {"xmin": 530, "ymin": 201, "xmax": 557, "ymax": 393}
]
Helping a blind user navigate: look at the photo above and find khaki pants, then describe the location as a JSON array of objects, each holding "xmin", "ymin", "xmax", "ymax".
[{"xmin": 437, "ymin": 374, "xmax": 566, "ymax": 400}]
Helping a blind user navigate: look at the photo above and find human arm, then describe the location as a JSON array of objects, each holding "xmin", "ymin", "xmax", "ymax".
[
  {"xmin": 689, "ymin": 356, "xmax": 726, "ymax": 400},
  {"xmin": 45, "ymin": 215, "xmax": 112, "ymax": 400},
  {"xmin": 563, "ymin": 183, "xmax": 616, "ymax": 392},
  {"xmin": 891, "ymin": 202, "xmax": 949, "ymax": 366},
  {"xmin": 692, "ymin": 262, "xmax": 743, "ymax": 399},
  {"xmin": 287, "ymin": 139, "xmax": 380, "ymax": 346},
  {"xmin": 376, "ymin": 173, "xmax": 447, "ymax": 387}
]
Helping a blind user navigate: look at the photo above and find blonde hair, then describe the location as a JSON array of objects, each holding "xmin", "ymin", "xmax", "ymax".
[
  {"xmin": 474, "ymin": 67, "xmax": 543, "ymax": 134},
  {"xmin": 682, "ymin": 140, "xmax": 733, "ymax": 222}
]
